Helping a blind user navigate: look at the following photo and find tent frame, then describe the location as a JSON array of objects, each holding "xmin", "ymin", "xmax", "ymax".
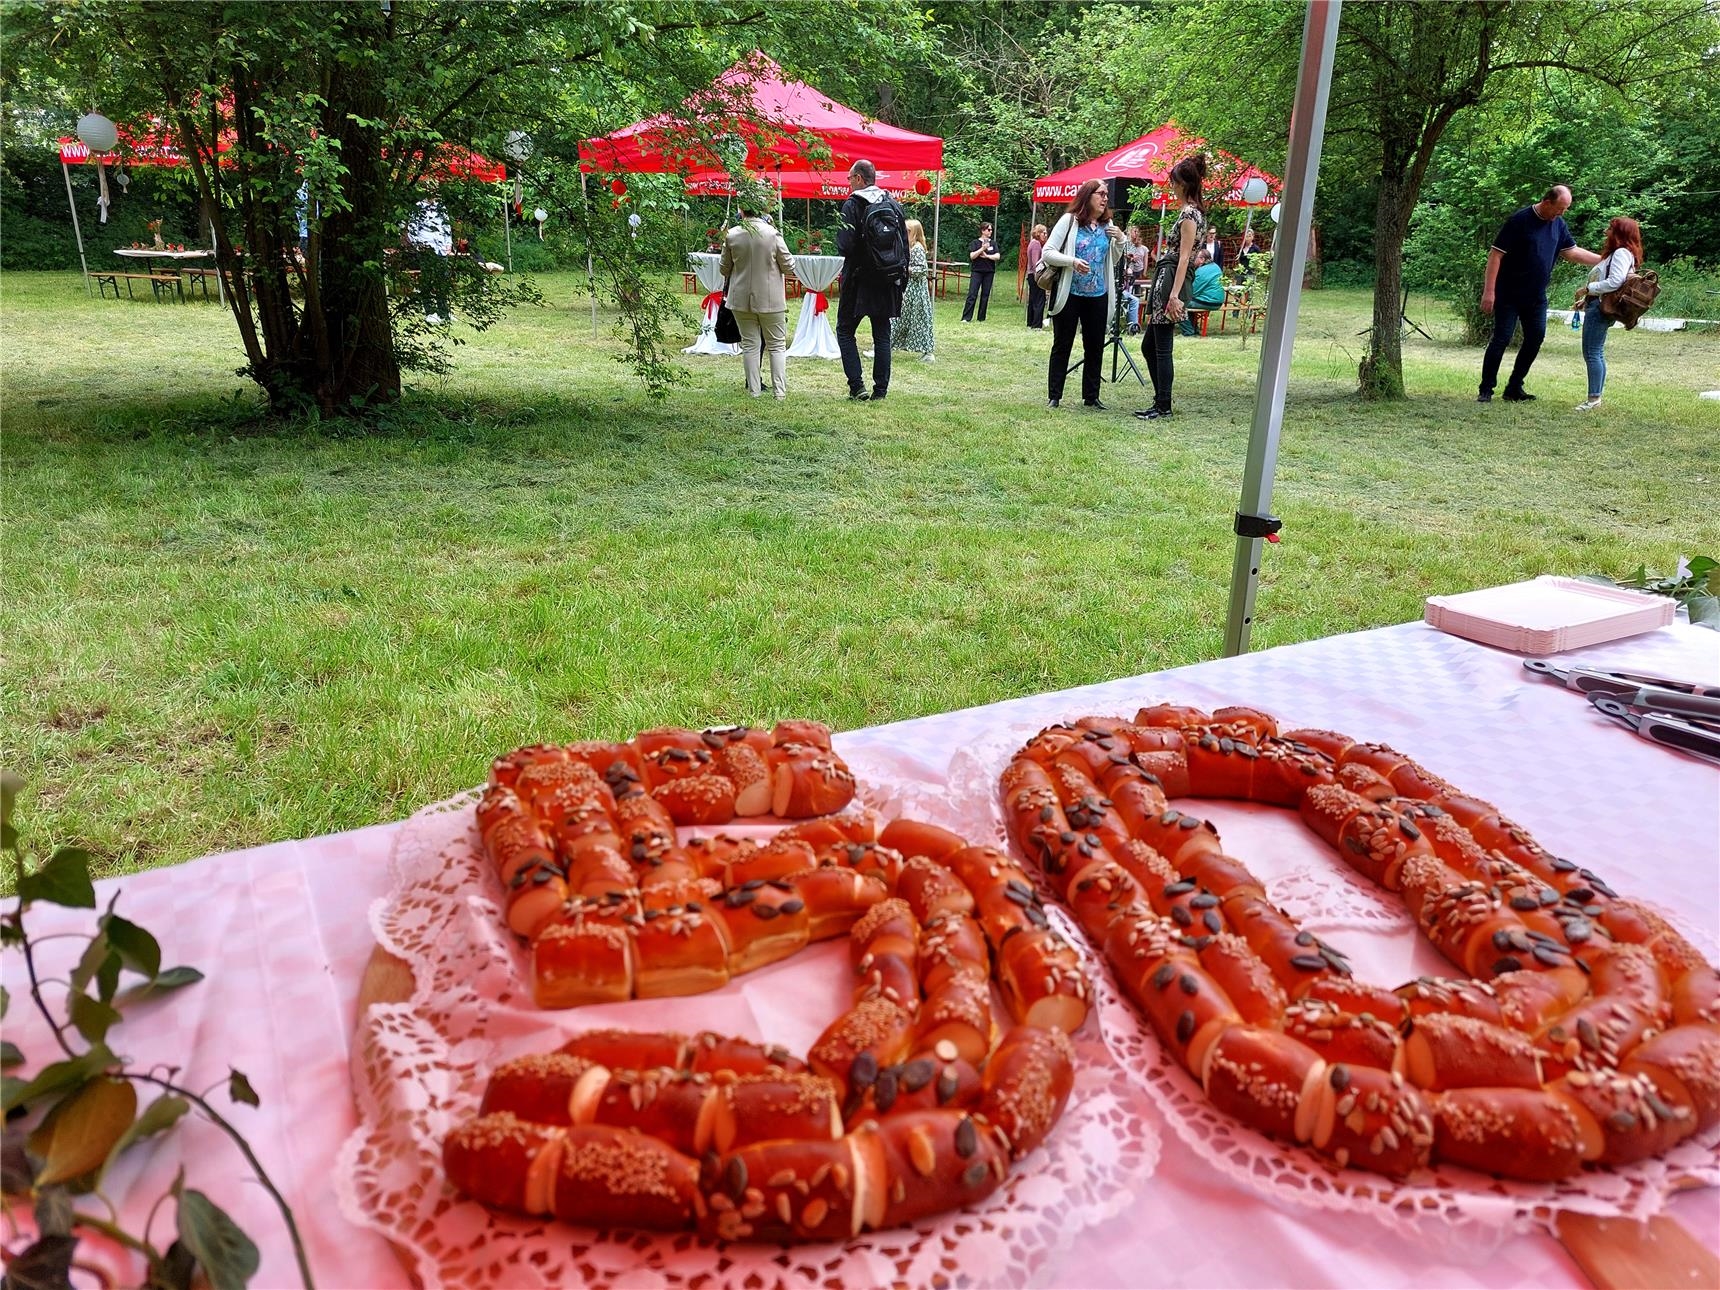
[{"xmin": 1223, "ymin": 0, "xmax": 1341, "ymax": 655}]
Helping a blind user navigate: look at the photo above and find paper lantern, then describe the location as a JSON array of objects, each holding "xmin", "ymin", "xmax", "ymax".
[
  {"xmin": 503, "ymin": 130, "xmax": 533, "ymax": 163},
  {"xmin": 76, "ymin": 112, "xmax": 118, "ymax": 153},
  {"xmin": 1269, "ymin": 202, "xmax": 1282, "ymax": 224},
  {"xmin": 1240, "ymin": 176, "xmax": 1269, "ymax": 205},
  {"xmin": 914, "ymin": 177, "xmax": 932, "ymax": 196},
  {"xmin": 534, "ymin": 208, "xmax": 548, "ymax": 223},
  {"xmin": 610, "ymin": 178, "xmax": 627, "ymax": 197}
]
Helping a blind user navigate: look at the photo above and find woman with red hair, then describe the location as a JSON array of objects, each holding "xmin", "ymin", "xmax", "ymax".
[{"xmin": 1573, "ymin": 216, "xmax": 1643, "ymax": 411}]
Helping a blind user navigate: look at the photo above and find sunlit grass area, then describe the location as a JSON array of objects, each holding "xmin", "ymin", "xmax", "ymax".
[{"xmin": 4, "ymin": 270, "xmax": 1715, "ymax": 875}]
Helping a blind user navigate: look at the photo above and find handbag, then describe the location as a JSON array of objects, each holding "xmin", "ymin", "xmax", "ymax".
[
  {"xmin": 714, "ymin": 276, "xmax": 742, "ymax": 344},
  {"xmin": 1033, "ymin": 220, "xmax": 1072, "ymax": 292},
  {"xmin": 1599, "ymin": 265, "xmax": 1660, "ymax": 330}
]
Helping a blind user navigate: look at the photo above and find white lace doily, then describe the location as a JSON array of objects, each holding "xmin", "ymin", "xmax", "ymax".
[
  {"xmin": 335, "ymin": 780, "xmax": 1162, "ymax": 1290},
  {"xmin": 919, "ymin": 715, "xmax": 1720, "ymax": 1246}
]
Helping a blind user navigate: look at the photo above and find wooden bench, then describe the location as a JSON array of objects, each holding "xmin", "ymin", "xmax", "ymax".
[
  {"xmin": 100, "ymin": 271, "xmax": 184, "ymax": 301},
  {"xmin": 182, "ymin": 266, "xmax": 219, "ymax": 301}
]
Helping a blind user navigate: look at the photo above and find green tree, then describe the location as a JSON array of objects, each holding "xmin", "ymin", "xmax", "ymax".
[
  {"xmin": 0, "ymin": 0, "xmax": 932, "ymax": 415},
  {"xmin": 1108, "ymin": 0, "xmax": 1720, "ymax": 399}
]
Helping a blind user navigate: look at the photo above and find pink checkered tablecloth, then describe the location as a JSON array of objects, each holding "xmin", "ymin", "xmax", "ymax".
[{"xmin": 4, "ymin": 620, "xmax": 1716, "ymax": 1288}]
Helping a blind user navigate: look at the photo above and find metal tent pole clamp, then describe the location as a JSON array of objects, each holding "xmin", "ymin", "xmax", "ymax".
[
  {"xmin": 64, "ymin": 160, "xmax": 92, "ymax": 295},
  {"xmin": 1223, "ymin": 0, "xmax": 1342, "ymax": 658}
]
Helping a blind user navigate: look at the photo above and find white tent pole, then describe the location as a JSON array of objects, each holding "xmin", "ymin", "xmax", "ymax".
[
  {"xmin": 503, "ymin": 192, "xmax": 513, "ymax": 271},
  {"xmin": 582, "ymin": 171, "xmax": 597, "ymax": 336},
  {"xmin": 210, "ymin": 214, "xmax": 224, "ymax": 305},
  {"xmin": 63, "ymin": 160, "xmax": 92, "ymax": 296},
  {"xmin": 930, "ymin": 172, "xmax": 942, "ymax": 280},
  {"xmin": 1223, "ymin": 0, "xmax": 1342, "ymax": 657}
]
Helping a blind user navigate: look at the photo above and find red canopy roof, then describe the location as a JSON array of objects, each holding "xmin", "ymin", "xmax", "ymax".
[
  {"xmin": 1033, "ymin": 126, "xmax": 1279, "ymax": 206},
  {"xmin": 684, "ymin": 167, "xmax": 996, "ymax": 206},
  {"xmin": 581, "ymin": 53, "xmax": 942, "ymax": 175}
]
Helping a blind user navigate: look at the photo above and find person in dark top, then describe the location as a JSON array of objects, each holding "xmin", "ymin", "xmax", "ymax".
[
  {"xmin": 961, "ymin": 222, "xmax": 1001, "ymax": 322},
  {"xmin": 1477, "ymin": 184, "xmax": 1600, "ymax": 403},
  {"xmin": 836, "ymin": 158, "xmax": 903, "ymax": 401}
]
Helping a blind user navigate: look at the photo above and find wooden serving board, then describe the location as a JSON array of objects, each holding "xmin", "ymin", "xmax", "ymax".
[{"xmin": 352, "ymin": 944, "xmax": 1715, "ymax": 1290}]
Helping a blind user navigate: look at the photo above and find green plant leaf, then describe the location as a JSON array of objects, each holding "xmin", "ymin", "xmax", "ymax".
[
  {"xmin": 1, "ymin": 820, "xmax": 15, "ymax": 851},
  {"xmin": 97, "ymin": 947, "xmax": 123, "ymax": 1002},
  {"xmin": 114, "ymin": 965, "xmax": 205, "ymax": 1007},
  {"xmin": 1570, "ymin": 573, "xmax": 1618, "ymax": 586},
  {"xmin": 1, "ymin": 1074, "xmax": 28, "ymax": 1112},
  {"xmin": 175, "ymin": 1187, "xmax": 261, "ymax": 1290},
  {"xmin": 1684, "ymin": 555, "xmax": 1717, "ymax": 577},
  {"xmin": 35, "ymin": 1183, "xmax": 75, "ymax": 1236},
  {"xmin": 1, "ymin": 1040, "xmax": 23, "ymax": 1069},
  {"xmin": 17, "ymin": 846, "xmax": 96, "ymax": 909},
  {"xmin": 227, "ymin": 1069, "xmax": 260, "ymax": 1108},
  {"xmin": 149, "ymin": 1241, "xmax": 198, "ymax": 1290},
  {"xmin": 101, "ymin": 1092, "xmax": 190, "ymax": 1183},
  {"xmin": 102, "ymin": 914, "xmax": 162, "ymax": 980},
  {"xmin": 1, "ymin": 983, "xmax": 9, "ymax": 1018},
  {"xmin": 31, "ymin": 1076, "xmax": 137, "ymax": 1187},
  {"xmin": 2, "ymin": 1234, "xmax": 77, "ymax": 1290},
  {"xmin": 69, "ymin": 931, "xmax": 112, "ymax": 994},
  {"xmin": 70, "ymin": 992, "xmax": 124, "ymax": 1046},
  {"xmin": 1686, "ymin": 593, "xmax": 1720, "ymax": 627},
  {"xmin": 1, "ymin": 1045, "xmax": 112, "ymax": 1114},
  {"xmin": 0, "ymin": 769, "xmax": 20, "ymax": 837},
  {"xmin": 2, "ymin": 1122, "xmax": 34, "ymax": 1192}
]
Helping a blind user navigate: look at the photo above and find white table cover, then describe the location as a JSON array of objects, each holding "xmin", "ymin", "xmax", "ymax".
[
  {"xmin": 786, "ymin": 254, "xmax": 844, "ymax": 359},
  {"xmin": 4, "ymin": 620, "xmax": 1717, "ymax": 1288},
  {"xmin": 683, "ymin": 252, "xmax": 739, "ymax": 356},
  {"xmin": 113, "ymin": 248, "xmax": 214, "ymax": 261}
]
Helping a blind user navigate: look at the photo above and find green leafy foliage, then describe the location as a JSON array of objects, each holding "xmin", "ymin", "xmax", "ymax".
[
  {"xmin": 175, "ymin": 1185, "xmax": 262, "ymax": 1290},
  {"xmin": 28, "ymin": 1076, "xmax": 137, "ymax": 1187},
  {"xmin": 17, "ymin": 845, "xmax": 96, "ymax": 908},
  {"xmin": 1586, "ymin": 554, "xmax": 1720, "ymax": 628}
]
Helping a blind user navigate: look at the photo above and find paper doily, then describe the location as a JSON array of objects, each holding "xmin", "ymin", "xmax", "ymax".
[
  {"xmin": 335, "ymin": 780, "xmax": 1162, "ymax": 1290},
  {"xmin": 930, "ymin": 713, "xmax": 1720, "ymax": 1246}
]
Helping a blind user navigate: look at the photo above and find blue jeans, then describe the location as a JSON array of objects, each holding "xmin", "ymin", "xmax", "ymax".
[
  {"xmin": 1582, "ymin": 298, "xmax": 1610, "ymax": 398},
  {"xmin": 1478, "ymin": 294, "xmax": 1548, "ymax": 396}
]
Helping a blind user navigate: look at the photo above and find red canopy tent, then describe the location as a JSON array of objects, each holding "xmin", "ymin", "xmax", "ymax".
[
  {"xmin": 579, "ymin": 53, "xmax": 941, "ymax": 176},
  {"xmin": 1031, "ymin": 125, "xmax": 1278, "ymax": 205}
]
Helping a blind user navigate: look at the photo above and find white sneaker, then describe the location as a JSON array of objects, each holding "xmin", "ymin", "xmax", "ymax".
[
  {"xmin": 921, "ymin": 353, "xmax": 936, "ymax": 362},
  {"xmin": 1575, "ymin": 398, "xmax": 1602, "ymax": 411},
  {"xmin": 424, "ymin": 313, "xmax": 443, "ymax": 324},
  {"xmin": 863, "ymin": 349, "xmax": 875, "ymax": 358}
]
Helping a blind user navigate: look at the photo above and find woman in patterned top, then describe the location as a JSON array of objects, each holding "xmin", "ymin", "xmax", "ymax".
[
  {"xmin": 892, "ymin": 218, "xmax": 936, "ymax": 362},
  {"xmin": 1041, "ymin": 178, "xmax": 1126, "ymax": 409},
  {"xmin": 1135, "ymin": 154, "xmax": 1207, "ymax": 421}
]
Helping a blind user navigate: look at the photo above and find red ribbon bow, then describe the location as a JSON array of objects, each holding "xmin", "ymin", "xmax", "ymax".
[
  {"xmin": 700, "ymin": 290, "xmax": 724, "ymax": 314},
  {"xmin": 811, "ymin": 291, "xmax": 829, "ymax": 316}
]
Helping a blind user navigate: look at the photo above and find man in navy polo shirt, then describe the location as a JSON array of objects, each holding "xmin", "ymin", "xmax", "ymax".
[{"xmin": 1477, "ymin": 185, "xmax": 1600, "ymax": 403}]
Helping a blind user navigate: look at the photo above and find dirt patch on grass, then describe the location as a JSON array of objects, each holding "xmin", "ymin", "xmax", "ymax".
[{"xmin": 47, "ymin": 704, "xmax": 110, "ymax": 732}]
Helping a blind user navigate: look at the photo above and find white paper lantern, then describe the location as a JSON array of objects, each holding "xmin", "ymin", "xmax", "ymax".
[
  {"xmin": 1240, "ymin": 176, "xmax": 1269, "ymax": 205},
  {"xmin": 77, "ymin": 112, "xmax": 118, "ymax": 153},
  {"xmin": 533, "ymin": 208, "xmax": 548, "ymax": 224},
  {"xmin": 1270, "ymin": 202, "xmax": 1282, "ymax": 224},
  {"xmin": 504, "ymin": 131, "xmax": 533, "ymax": 163}
]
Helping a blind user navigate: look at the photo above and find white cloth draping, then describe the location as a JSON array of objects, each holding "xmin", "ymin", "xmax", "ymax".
[
  {"xmin": 683, "ymin": 251, "xmax": 740, "ymax": 356},
  {"xmin": 3, "ymin": 619, "xmax": 1717, "ymax": 1287},
  {"xmin": 786, "ymin": 254, "xmax": 844, "ymax": 359}
]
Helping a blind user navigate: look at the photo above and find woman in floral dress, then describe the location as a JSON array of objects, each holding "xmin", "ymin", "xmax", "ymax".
[{"xmin": 892, "ymin": 219, "xmax": 936, "ymax": 361}]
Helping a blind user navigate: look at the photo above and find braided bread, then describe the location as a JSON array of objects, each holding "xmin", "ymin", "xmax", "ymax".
[{"xmin": 1000, "ymin": 705, "xmax": 1718, "ymax": 1181}]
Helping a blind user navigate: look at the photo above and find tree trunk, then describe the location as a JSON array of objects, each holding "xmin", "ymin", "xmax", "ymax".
[
  {"xmin": 312, "ymin": 5, "xmax": 400, "ymax": 415},
  {"xmin": 1357, "ymin": 175, "xmax": 1412, "ymax": 400}
]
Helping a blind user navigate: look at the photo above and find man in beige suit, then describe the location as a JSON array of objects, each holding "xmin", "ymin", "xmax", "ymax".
[{"xmin": 719, "ymin": 201, "xmax": 797, "ymax": 400}]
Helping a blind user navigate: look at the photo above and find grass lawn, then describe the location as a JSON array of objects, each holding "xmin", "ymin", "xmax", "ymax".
[{"xmin": 3, "ymin": 269, "xmax": 1715, "ymax": 877}]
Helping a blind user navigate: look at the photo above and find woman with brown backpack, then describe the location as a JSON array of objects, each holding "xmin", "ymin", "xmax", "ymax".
[{"xmin": 1571, "ymin": 216, "xmax": 1643, "ymax": 412}]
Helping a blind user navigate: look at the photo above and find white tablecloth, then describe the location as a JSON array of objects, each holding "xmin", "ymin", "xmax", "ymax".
[
  {"xmin": 683, "ymin": 252, "xmax": 740, "ymax": 356},
  {"xmin": 113, "ymin": 248, "xmax": 213, "ymax": 261},
  {"xmin": 4, "ymin": 620, "xmax": 1717, "ymax": 1288},
  {"xmin": 786, "ymin": 254, "xmax": 844, "ymax": 359}
]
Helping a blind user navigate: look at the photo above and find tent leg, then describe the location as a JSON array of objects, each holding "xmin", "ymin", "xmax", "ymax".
[
  {"xmin": 1223, "ymin": 0, "xmax": 1342, "ymax": 658},
  {"xmin": 210, "ymin": 215, "xmax": 224, "ymax": 305},
  {"xmin": 63, "ymin": 160, "xmax": 91, "ymax": 296},
  {"xmin": 503, "ymin": 195, "xmax": 513, "ymax": 272},
  {"xmin": 582, "ymin": 171, "xmax": 597, "ymax": 337},
  {"xmin": 930, "ymin": 173, "xmax": 942, "ymax": 289}
]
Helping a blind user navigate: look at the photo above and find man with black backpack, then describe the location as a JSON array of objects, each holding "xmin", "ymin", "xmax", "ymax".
[{"xmin": 836, "ymin": 159, "xmax": 908, "ymax": 401}]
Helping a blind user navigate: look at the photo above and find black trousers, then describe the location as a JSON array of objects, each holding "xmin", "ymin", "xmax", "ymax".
[
  {"xmin": 1478, "ymin": 294, "xmax": 1549, "ymax": 396},
  {"xmin": 962, "ymin": 270, "xmax": 994, "ymax": 321},
  {"xmin": 1026, "ymin": 278, "xmax": 1047, "ymax": 329},
  {"xmin": 837, "ymin": 296, "xmax": 892, "ymax": 396},
  {"xmin": 1142, "ymin": 322, "xmax": 1177, "ymax": 412},
  {"xmin": 1048, "ymin": 294, "xmax": 1108, "ymax": 403}
]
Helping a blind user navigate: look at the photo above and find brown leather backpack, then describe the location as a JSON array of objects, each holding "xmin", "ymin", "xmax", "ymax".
[{"xmin": 1600, "ymin": 266, "xmax": 1660, "ymax": 329}]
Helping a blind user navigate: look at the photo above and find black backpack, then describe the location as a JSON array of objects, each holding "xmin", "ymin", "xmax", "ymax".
[{"xmin": 856, "ymin": 197, "xmax": 909, "ymax": 286}]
